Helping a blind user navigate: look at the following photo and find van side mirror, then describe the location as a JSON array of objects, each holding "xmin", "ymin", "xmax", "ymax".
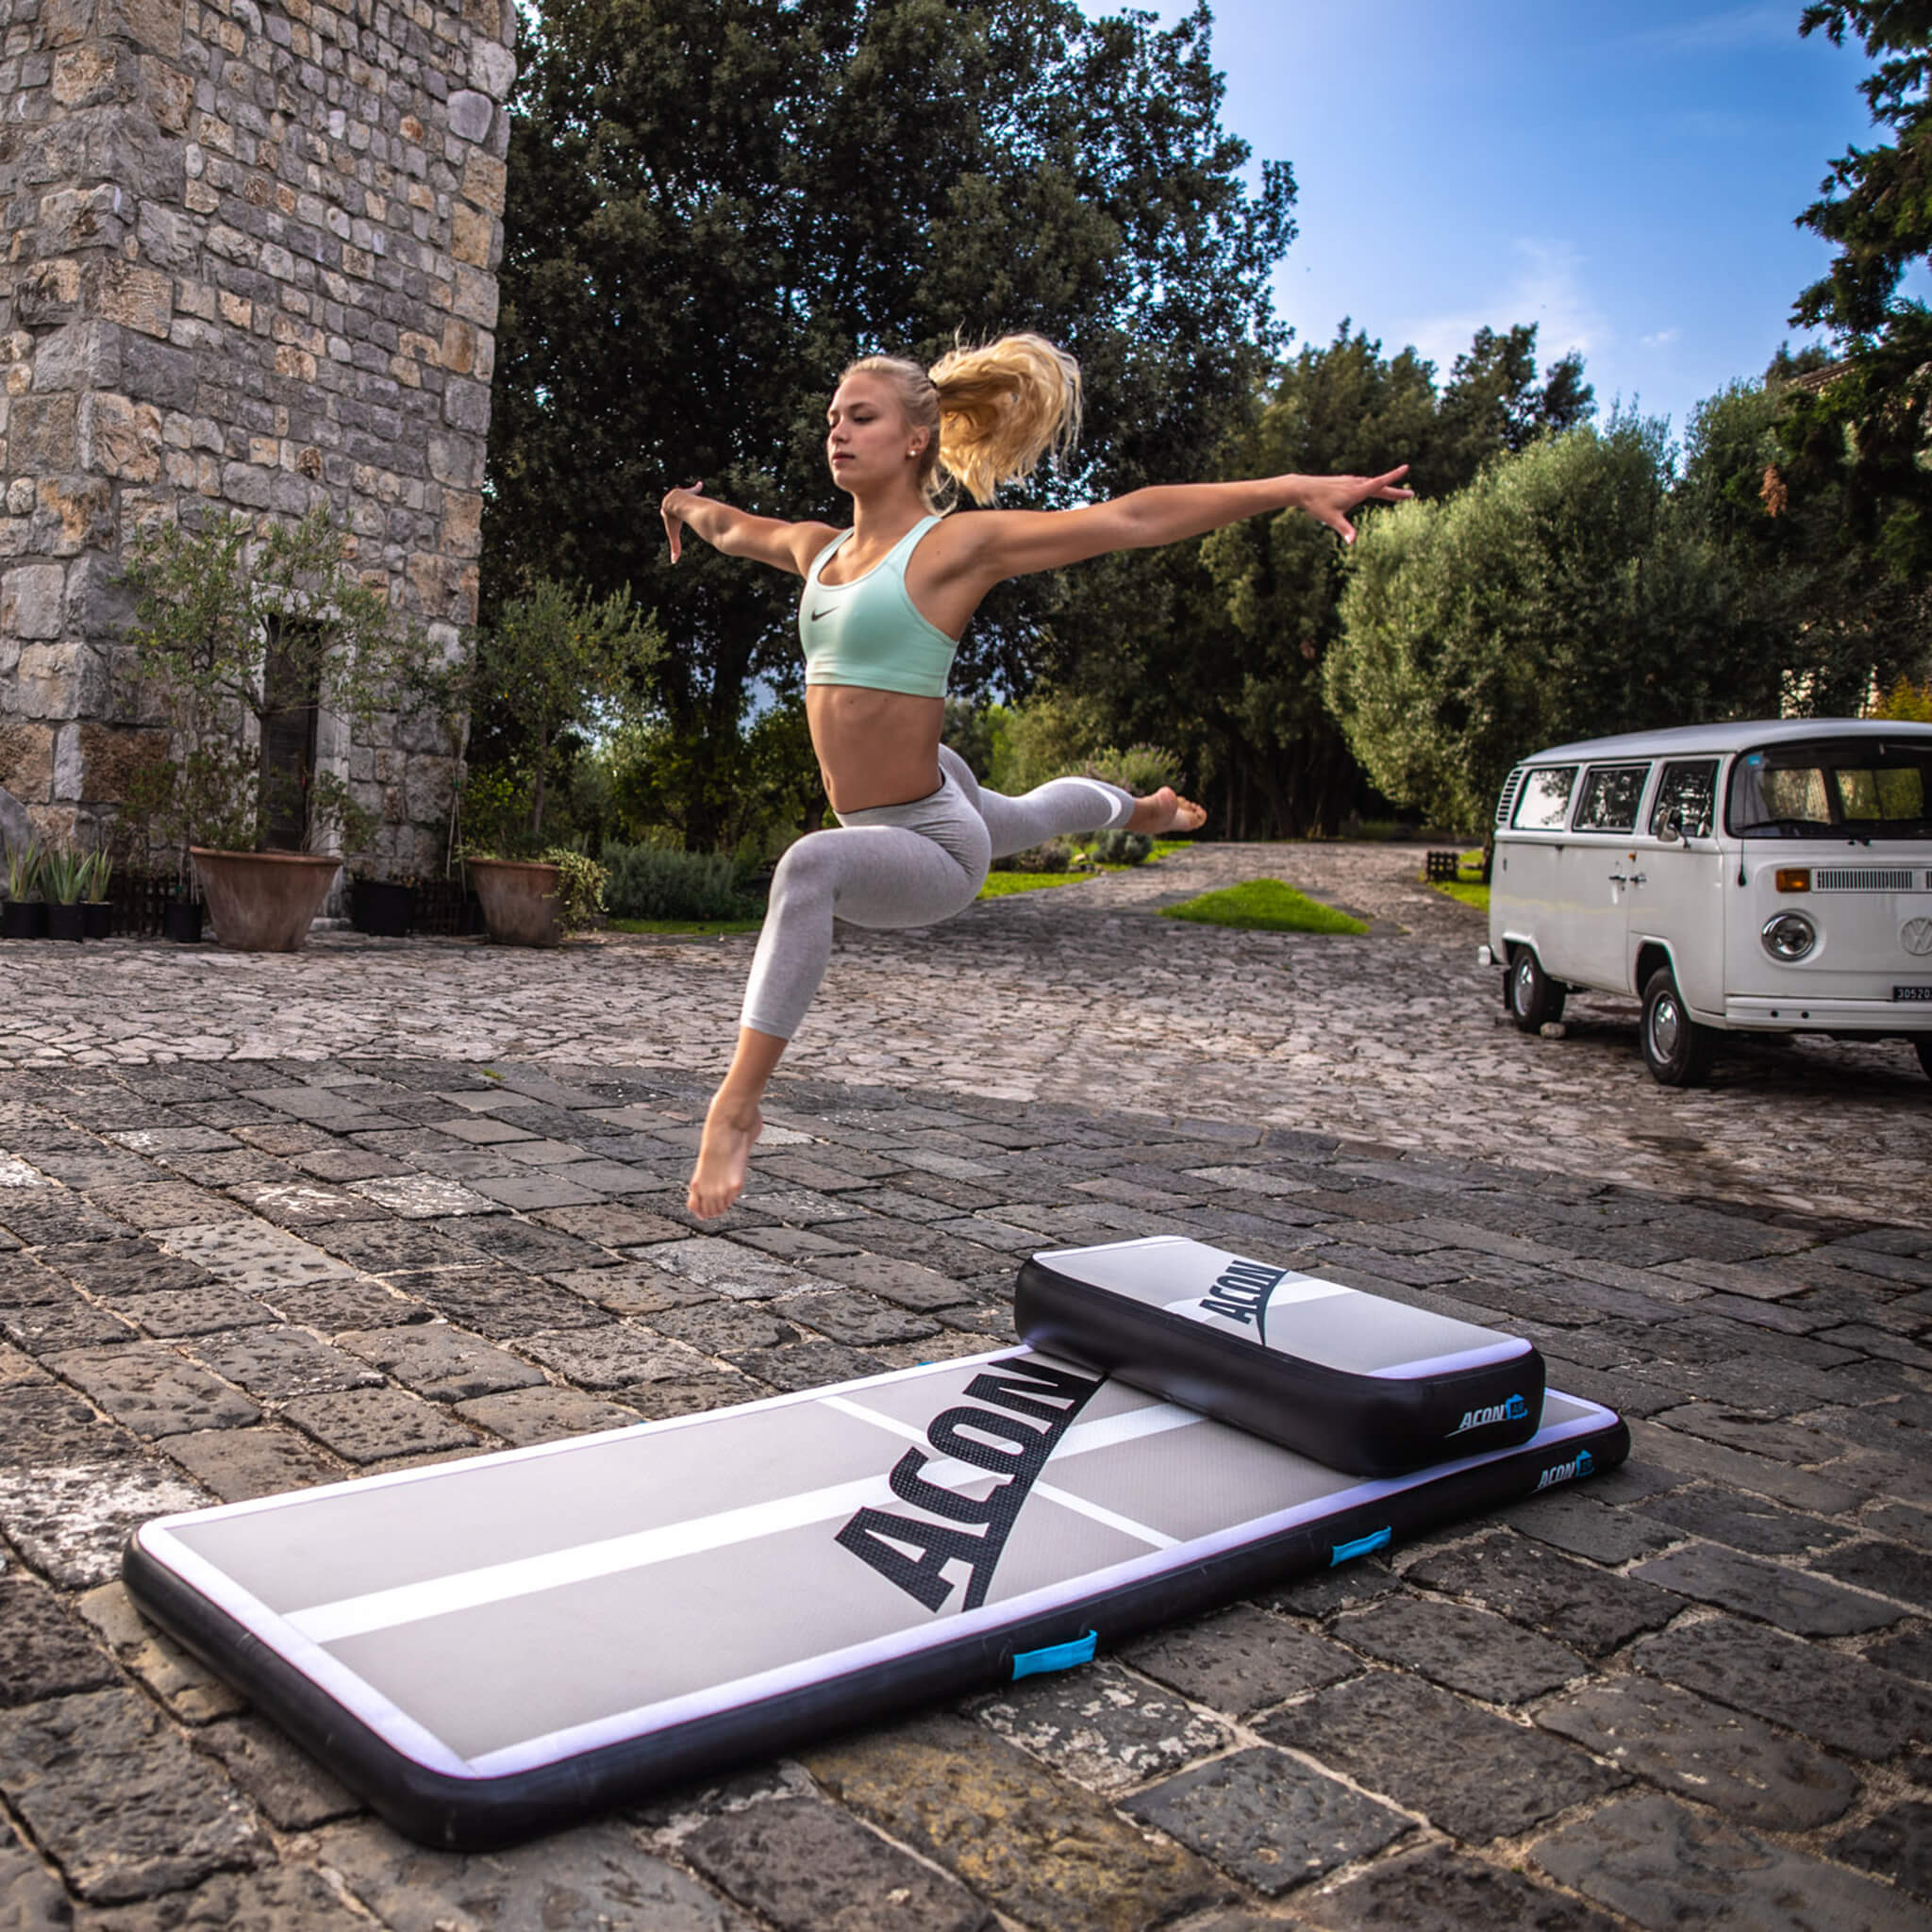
[{"xmin": 1657, "ymin": 808, "xmax": 1685, "ymax": 845}]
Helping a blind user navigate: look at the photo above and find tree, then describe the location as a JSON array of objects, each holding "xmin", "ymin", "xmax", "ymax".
[
  {"xmin": 1784, "ymin": 2, "xmax": 1932, "ymax": 583},
  {"xmin": 467, "ymin": 579, "xmax": 660, "ymax": 854},
  {"xmin": 119, "ymin": 509, "xmax": 425, "ymax": 876},
  {"xmin": 490, "ymin": 0, "xmax": 1293, "ymax": 848},
  {"xmin": 1059, "ymin": 320, "xmax": 1593, "ymax": 839},
  {"xmin": 1679, "ymin": 367, "xmax": 1926, "ymax": 711},
  {"xmin": 1327, "ymin": 421, "xmax": 1757, "ymax": 837},
  {"xmin": 1428, "ymin": 324, "xmax": 1594, "ymax": 494}
]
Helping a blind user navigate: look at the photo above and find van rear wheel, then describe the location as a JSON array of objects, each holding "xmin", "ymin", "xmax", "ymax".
[
  {"xmin": 1914, "ymin": 1036, "xmax": 1932, "ymax": 1081},
  {"xmin": 1508, "ymin": 947, "xmax": 1565, "ymax": 1032},
  {"xmin": 1641, "ymin": 967, "xmax": 1714, "ymax": 1086}
]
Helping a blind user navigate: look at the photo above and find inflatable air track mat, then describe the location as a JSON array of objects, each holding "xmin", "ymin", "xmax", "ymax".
[
  {"xmin": 1017, "ymin": 1236, "xmax": 1545, "ymax": 1474},
  {"xmin": 125, "ymin": 1342, "xmax": 1626, "ymax": 1849}
]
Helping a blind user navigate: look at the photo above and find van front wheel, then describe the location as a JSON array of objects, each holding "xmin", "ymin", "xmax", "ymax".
[
  {"xmin": 1641, "ymin": 968, "xmax": 1714, "ymax": 1086},
  {"xmin": 1508, "ymin": 947, "xmax": 1566, "ymax": 1032}
]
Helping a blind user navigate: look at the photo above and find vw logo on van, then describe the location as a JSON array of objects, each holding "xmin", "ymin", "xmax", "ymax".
[{"xmin": 1904, "ymin": 917, "xmax": 1932, "ymax": 958}]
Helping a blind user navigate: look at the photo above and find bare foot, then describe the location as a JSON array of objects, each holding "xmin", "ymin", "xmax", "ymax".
[
  {"xmin": 688, "ymin": 1095, "xmax": 761, "ymax": 1219},
  {"xmin": 1125, "ymin": 786, "xmax": 1208, "ymax": 837}
]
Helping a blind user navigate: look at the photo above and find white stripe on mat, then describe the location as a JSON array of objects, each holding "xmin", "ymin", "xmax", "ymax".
[{"xmin": 287, "ymin": 1395, "xmax": 1199, "ymax": 1645}]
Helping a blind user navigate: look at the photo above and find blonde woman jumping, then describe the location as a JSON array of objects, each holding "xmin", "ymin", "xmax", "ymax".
[{"xmin": 661, "ymin": 334, "xmax": 1411, "ymax": 1218}]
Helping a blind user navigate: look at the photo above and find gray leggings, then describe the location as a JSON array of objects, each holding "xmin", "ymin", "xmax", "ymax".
[{"xmin": 740, "ymin": 745, "xmax": 1136, "ymax": 1039}]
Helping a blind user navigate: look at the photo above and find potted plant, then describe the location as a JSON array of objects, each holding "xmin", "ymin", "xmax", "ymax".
[
  {"xmin": 464, "ymin": 578, "xmax": 658, "ymax": 946},
  {"xmin": 41, "ymin": 843, "xmax": 88, "ymax": 942},
  {"xmin": 120, "ymin": 508, "xmax": 426, "ymax": 952},
  {"xmin": 82, "ymin": 850, "xmax": 113, "ymax": 940},
  {"xmin": 2, "ymin": 841, "xmax": 44, "ymax": 940}
]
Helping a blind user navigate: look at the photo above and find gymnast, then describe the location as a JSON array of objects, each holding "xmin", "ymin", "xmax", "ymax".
[{"xmin": 660, "ymin": 333, "xmax": 1411, "ymax": 1218}]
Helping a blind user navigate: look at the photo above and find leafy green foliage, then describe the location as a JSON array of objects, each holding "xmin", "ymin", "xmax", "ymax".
[
  {"xmin": 538, "ymin": 846, "xmax": 609, "ymax": 930},
  {"xmin": 1159, "ymin": 879, "xmax": 1368, "ymax": 935},
  {"xmin": 491, "ymin": 0, "xmax": 1292, "ymax": 848},
  {"xmin": 1780, "ymin": 3, "xmax": 1932, "ymax": 587},
  {"xmin": 119, "ymin": 509, "xmax": 423, "ymax": 870},
  {"xmin": 467, "ymin": 577, "xmax": 661, "ymax": 852},
  {"xmin": 1076, "ymin": 320, "xmax": 1593, "ymax": 839},
  {"xmin": 1680, "ymin": 372, "xmax": 1925, "ymax": 710},
  {"xmin": 1875, "ymin": 674, "xmax": 1932, "ymax": 720},
  {"xmin": 1328, "ymin": 421, "xmax": 1760, "ymax": 836},
  {"xmin": 1001, "ymin": 835, "xmax": 1086, "ymax": 874},
  {"xmin": 40, "ymin": 844, "xmax": 91, "ymax": 908},
  {"xmin": 601, "ymin": 842, "xmax": 765, "ymax": 921},
  {"xmin": 5, "ymin": 840, "xmax": 42, "ymax": 903},
  {"xmin": 1086, "ymin": 827, "xmax": 1153, "ymax": 865}
]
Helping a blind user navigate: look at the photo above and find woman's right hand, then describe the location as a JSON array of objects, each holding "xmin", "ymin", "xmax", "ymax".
[{"xmin": 661, "ymin": 480, "xmax": 703, "ymax": 563}]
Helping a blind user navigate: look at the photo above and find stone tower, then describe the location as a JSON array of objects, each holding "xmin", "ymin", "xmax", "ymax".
[{"xmin": 0, "ymin": 0, "xmax": 515, "ymax": 880}]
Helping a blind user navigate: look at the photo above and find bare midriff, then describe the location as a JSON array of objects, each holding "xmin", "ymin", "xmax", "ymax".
[{"xmin": 806, "ymin": 684, "xmax": 946, "ymax": 813}]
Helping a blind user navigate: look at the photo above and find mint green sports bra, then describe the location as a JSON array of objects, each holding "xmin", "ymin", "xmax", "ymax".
[{"xmin": 799, "ymin": 515, "xmax": 958, "ymax": 699}]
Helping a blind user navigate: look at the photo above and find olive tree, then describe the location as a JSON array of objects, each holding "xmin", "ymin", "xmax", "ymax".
[{"xmin": 1327, "ymin": 421, "xmax": 1758, "ymax": 837}]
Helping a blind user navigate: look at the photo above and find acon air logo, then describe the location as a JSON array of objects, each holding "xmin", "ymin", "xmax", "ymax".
[
  {"xmin": 1445, "ymin": 1393, "xmax": 1530, "ymax": 1438},
  {"xmin": 1197, "ymin": 1258, "xmax": 1289, "ymax": 1346},
  {"xmin": 1534, "ymin": 1448, "xmax": 1594, "ymax": 1491}
]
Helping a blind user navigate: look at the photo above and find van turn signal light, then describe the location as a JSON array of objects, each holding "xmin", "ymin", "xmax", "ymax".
[{"xmin": 1774, "ymin": 868, "xmax": 1811, "ymax": 892}]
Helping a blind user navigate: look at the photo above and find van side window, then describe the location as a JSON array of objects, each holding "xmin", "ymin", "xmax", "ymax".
[
  {"xmin": 1574, "ymin": 764, "xmax": 1651, "ymax": 832},
  {"xmin": 1512, "ymin": 766, "xmax": 1577, "ymax": 830},
  {"xmin": 1649, "ymin": 759, "xmax": 1718, "ymax": 839}
]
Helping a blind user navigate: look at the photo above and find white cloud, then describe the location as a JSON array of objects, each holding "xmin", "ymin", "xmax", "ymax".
[
  {"xmin": 1641, "ymin": 327, "xmax": 1682, "ymax": 349},
  {"xmin": 1400, "ymin": 239, "xmax": 1609, "ymax": 375}
]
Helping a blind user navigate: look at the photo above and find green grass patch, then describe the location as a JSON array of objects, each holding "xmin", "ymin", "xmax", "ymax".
[
  {"xmin": 608, "ymin": 916, "xmax": 764, "ymax": 937},
  {"xmin": 1160, "ymin": 879, "xmax": 1370, "ymax": 936},
  {"xmin": 1426, "ymin": 847, "xmax": 1490, "ymax": 915},
  {"xmin": 1430, "ymin": 877, "xmax": 1491, "ymax": 914}
]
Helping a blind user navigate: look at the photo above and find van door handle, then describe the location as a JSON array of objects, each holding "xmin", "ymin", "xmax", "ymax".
[{"xmin": 1607, "ymin": 871, "xmax": 1626, "ymax": 885}]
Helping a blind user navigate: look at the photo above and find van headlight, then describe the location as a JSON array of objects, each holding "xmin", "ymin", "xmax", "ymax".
[{"xmin": 1761, "ymin": 911, "xmax": 1817, "ymax": 961}]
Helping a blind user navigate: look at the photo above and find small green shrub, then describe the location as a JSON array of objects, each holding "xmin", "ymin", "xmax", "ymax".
[
  {"xmin": 1004, "ymin": 837, "xmax": 1086, "ymax": 874},
  {"xmin": 541, "ymin": 847, "xmax": 608, "ymax": 930},
  {"xmin": 1086, "ymin": 742, "xmax": 1179, "ymax": 797},
  {"xmin": 602, "ymin": 842, "xmax": 763, "ymax": 921},
  {"xmin": 5, "ymin": 841, "xmax": 42, "ymax": 903},
  {"xmin": 1086, "ymin": 827, "xmax": 1153, "ymax": 866}
]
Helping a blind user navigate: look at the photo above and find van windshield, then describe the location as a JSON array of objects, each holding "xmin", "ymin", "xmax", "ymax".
[{"xmin": 1726, "ymin": 738, "xmax": 1932, "ymax": 839}]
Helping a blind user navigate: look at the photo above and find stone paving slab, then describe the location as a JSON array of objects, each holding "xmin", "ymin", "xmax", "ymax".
[{"xmin": 0, "ymin": 848, "xmax": 1927, "ymax": 1924}]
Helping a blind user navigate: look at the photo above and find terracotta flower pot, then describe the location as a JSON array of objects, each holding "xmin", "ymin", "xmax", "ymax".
[
  {"xmin": 190, "ymin": 849, "xmax": 341, "ymax": 953},
  {"xmin": 467, "ymin": 858, "xmax": 563, "ymax": 947}
]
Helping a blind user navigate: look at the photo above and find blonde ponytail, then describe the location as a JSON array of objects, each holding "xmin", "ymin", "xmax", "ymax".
[
  {"xmin": 840, "ymin": 332, "xmax": 1083, "ymax": 511},
  {"xmin": 930, "ymin": 333, "xmax": 1082, "ymax": 508}
]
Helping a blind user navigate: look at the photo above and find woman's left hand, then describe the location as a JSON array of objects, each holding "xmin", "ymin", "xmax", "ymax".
[{"xmin": 1299, "ymin": 466, "xmax": 1414, "ymax": 544}]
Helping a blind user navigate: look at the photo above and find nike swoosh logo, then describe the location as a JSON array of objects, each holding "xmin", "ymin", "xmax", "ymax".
[{"xmin": 809, "ymin": 607, "xmax": 835, "ymax": 622}]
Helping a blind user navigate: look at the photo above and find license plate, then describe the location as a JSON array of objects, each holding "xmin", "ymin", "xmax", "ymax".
[{"xmin": 1894, "ymin": 985, "xmax": 1932, "ymax": 1002}]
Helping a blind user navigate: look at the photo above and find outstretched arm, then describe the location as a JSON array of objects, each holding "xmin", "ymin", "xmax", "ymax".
[
  {"xmin": 660, "ymin": 483, "xmax": 837, "ymax": 576},
  {"xmin": 941, "ymin": 468, "xmax": 1413, "ymax": 585}
]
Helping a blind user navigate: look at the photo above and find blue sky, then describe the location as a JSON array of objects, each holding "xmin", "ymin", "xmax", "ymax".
[{"xmin": 1078, "ymin": 1, "xmax": 1899, "ymax": 451}]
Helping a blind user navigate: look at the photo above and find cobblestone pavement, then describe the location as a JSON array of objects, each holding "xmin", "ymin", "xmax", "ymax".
[
  {"xmin": 2, "ymin": 841, "xmax": 1927, "ymax": 1224},
  {"xmin": 0, "ymin": 846, "xmax": 1928, "ymax": 1927}
]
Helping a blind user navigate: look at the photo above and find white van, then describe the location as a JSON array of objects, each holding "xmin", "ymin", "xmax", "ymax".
[{"xmin": 1483, "ymin": 720, "xmax": 1932, "ymax": 1085}]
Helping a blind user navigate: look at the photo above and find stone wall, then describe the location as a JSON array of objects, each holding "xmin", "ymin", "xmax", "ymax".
[{"xmin": 0, "ymin": 0, "xmax": 513, "ymax": 881}]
